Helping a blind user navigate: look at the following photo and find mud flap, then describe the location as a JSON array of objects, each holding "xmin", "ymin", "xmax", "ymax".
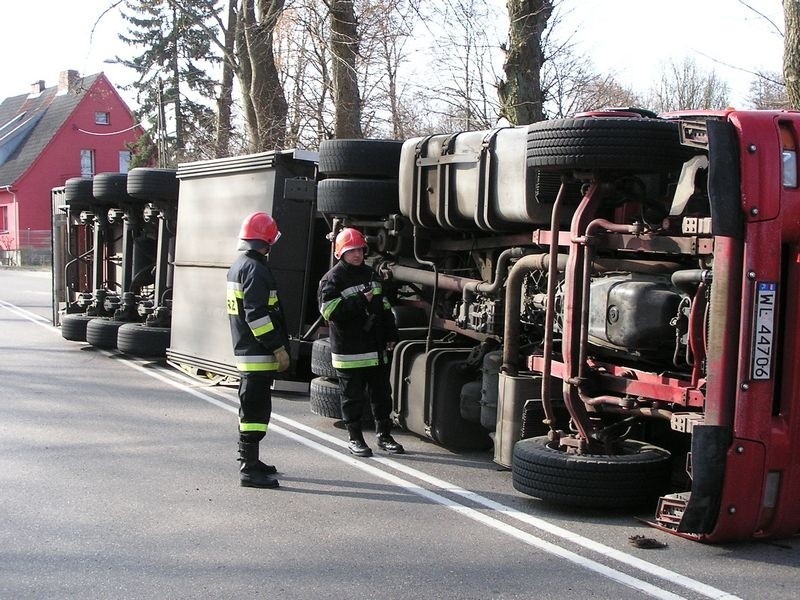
[{"xmin": 678, "ymin": 424, "xmax": 731, "ymax": 534}]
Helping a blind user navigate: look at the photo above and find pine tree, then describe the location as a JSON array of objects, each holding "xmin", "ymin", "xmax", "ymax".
[{"xmin": 116, "ymin": 0, "xmax": 221, "ymax": 164}]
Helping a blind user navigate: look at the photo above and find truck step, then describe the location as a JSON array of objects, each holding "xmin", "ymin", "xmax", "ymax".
[{"xmin": 654, "ymin": 492, "xmax": 692, "ymax": 530}]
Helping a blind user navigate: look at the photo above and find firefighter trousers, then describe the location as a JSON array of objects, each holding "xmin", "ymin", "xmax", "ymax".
[
  {"xmin": 237, "ymin": 372, "xmax": 273, "ymax": 443},
  {"xmin": 335, "ymin": 364, "xmax": 392, "ymax": 426}
]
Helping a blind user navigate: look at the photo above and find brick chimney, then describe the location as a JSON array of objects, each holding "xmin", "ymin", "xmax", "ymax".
[
  {"xmin": 57, "ymin": 70, "xmax": 80, "ymax": 95},
  {"xmin": 29, "ymin": 80, "xmax": 45, "ymax": 95}
]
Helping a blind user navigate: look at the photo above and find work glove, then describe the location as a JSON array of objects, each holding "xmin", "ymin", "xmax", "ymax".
[{"xmin": 274, "ymin": 346, "xmax": 290, "ymax": 372}]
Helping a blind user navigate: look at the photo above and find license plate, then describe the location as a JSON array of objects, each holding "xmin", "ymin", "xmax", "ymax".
[{"xmin": 751, "ymin": 282, "xmax": 777, "ymax": 380}]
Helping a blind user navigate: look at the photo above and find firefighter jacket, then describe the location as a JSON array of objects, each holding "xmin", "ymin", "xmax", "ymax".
[
  {"xmin": 318, "ymin": 260, "xmax": 399, "ymax": 369},
  {"xmin": 227, "ymin": 249, "xmax": 289, "ymax": 373}
]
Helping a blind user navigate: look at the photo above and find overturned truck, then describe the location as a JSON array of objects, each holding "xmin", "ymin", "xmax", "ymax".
[
  {"xmin": 308, "ymin": 109, "xmax": 800, "ymax": 543},
  {"xmin": 65, "ymin": 109, "xmax": 799, "ymax": 543}
]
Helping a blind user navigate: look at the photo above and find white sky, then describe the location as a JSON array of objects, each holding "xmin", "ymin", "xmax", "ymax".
[
  {"xmin": 0, "ymin": 1, "xmax": 132, "ymax": 101},
  {"xmin": 0, "ymin": 0, "xmax": 785, "ymax": 111},
  {"xmin": 558, "ymin": 0, "xmax": 785, "ymax": 107}
]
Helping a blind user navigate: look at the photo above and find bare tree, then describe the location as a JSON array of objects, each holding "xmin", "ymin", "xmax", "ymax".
[
  {"xmin": 340, "ymin": 0, "xmax": 421, "ymax": 138},
  {"xmin": 414, "ymin": 0, "xmax": 500, "ymax": 131},
  {"xmin": 539, "ymin": 30, "xmax": 640, "ymax": 118},
  {"xmin": 326, "ymin": 0, "xmax": 363, "ymax": 138},
  {"xmin": 648, "ymin": 58, "xmax": 730, "ymax": 112},
  {"xmin": 367, "ymin": 1, "xmax": 418, "ymax": 138},
  {"xmin": 274, "ymin": 0, "xmax": 335, "ymax": 148},
  {"xmin": 747, "ymin": 69, "xmax": 791, "ymax": 108},
  {"xmin": 275, "ymin": 0, "xmax": 421, "ymax": 143},
  {"xmin": 237, "ymin": 0, "xmax": 288, "ymax": 151},
  {"xmin": 553, "ymin": 74, "xmax": 641, "ymax": 117}
]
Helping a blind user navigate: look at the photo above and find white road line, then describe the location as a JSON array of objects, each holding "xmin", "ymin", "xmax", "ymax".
[
  {"xmin": 136, "ymin": 360, "xmax": 744, "ymax": 600},
  {"xmin": 4, "ymin": 300, "xmax": 741, "ymax": 600},
  {"xmin": 113, "ymin": 357, "xmax": 686, "ymax": 600},
  {"xmin": 0, "ymin": 300, "xmax": 52, "ymax": 329},
  {"xmin": 271, "ymin": 414, "xmax": 741, "ymax": 600}
]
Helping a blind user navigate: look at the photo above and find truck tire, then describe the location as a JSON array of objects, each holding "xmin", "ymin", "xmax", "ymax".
[
  {"xmin": 117, "ymin": 322, "xmax": 170, "ymax": 357},
  {"xmin": 309, "ymin": 376, "xmax": 375, "ymax": 424},
  {"xmin": 309, "ymin": 376, "xmax": 343, "ymax": 418},
  {"xmin": 127, "ymin": 168, "xmax": 180, "ymax": 203},
  {"xmin": 93, "ymin": 172, "xmax": 133, "ymax": 203},
  {"xmin": 310, "ymin": 338, "xmax": 336, "ymax": 378},
  {"xmin": 512, "ymin": 436, "xmax": 671, "ymax": 508},
  {"xmin": 318, "ymin": 139, "xmax": 403, "ymax": 179},
  {"xmin": 61, "ymin": 313, "xmax": 94, "ymax": 341},
  {"xmin": 317, "ymin": 178, "xmax": 399, "ymax": 216},
  {"xmin": 526, "ymin": 117, "xmax": 688, "ymax": 172},
  {"xmin": 64, "ymin": 178, "xmax": 94, "ymax": 211},
  {"xmin": 85, "ymin": 317, "xmax": 126, "ymax": 350}
]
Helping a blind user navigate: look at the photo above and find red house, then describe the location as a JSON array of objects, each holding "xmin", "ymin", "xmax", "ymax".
[{"xmin": 0, "ymin": 70, "xmax": 142, "ymax": 265}]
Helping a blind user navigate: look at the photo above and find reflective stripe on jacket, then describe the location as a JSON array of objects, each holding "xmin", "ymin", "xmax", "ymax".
[
  {"xmin": 318, "ymin": 259, "xmax": 398, "ymax": 370},
  {"xmin": 227, "ymin": 250, "xmax": 289, "ymax": 372}
]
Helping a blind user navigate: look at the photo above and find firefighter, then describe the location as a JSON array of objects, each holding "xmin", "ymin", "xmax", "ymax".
[
  {"xmin": 226, "ymin": 211, "xmax": 291, "ymax": 488},
  {"xmin": 318, "ymin": 227, "xmax": 404, "ymax": 457}
]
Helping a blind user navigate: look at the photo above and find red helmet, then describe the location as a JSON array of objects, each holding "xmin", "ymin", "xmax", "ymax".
[
  {"xmin": 334, "ymin": 228, "xmax": 368, "ymax": 259},
  {"xmin": 239, "ymin": 212, "xmax": 281, "ymax": 246}
]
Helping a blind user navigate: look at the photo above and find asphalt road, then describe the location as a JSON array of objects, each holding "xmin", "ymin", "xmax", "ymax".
[{"xmin": 1, "ymin": 268, "xmax": 797, "ymax": 600}]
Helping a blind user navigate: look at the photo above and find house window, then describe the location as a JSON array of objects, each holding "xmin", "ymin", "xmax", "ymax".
[
  {"xmin": 119, "ymin": 150, "xmax": 131, "ymax": 174},
  {"xmin": 95, "ymin": 112, "xmax": 110, "ymax": 125},
  {"xmin": 0, "ymin": 205, "xmax": 7, "ymax": 232},
  {"xmin": 80, "ymin": 149, "xmax": 95, "ymax": 177}
]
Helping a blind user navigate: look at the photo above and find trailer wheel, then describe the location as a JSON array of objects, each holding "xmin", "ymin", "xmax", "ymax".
[
  {"xmin": 61, "ymin": 314, "xmax": 95, "ymax": 341},
  {"xmin": 85, "ymin": 317, "xmax": 126, "ymax": 350},
  {"xmin": 309, "ymin": 376, "xmax": 343, "ymax": 418},
  {"xmin": 526, "ymin": 117, "xmax": 689, "ymax": 173},
  {"xmin": 317, "ymin": 178, "xmax": 399, "ymax": 216},
  {"xmin": 512, "ymin": 436, "xmax": 671, "ymax": 508},
  {"xmin": 64, "ymin": 177, "xmax": 95, "ymax": 211},
  {"xmin": 126, "ymin": 168, "xmax": 180, "ymax": 203},
  {"xmin": 311, "ymin": 338, "xmax": 336, "ymax": 378},
  {"xmin": 93, "ymin": 172, "xmax": 134, "ymax": 203},
  {"xmin": 117, "ymin": 322, "xmax": 170, "ymax": 357},
  {"xmin": 318, "ymin": 139, "xmax": 403, "ymax": 179}
]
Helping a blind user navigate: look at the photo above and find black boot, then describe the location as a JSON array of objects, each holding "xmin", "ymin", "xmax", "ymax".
[
  {"xmin": 346, "ymin": 424, "xmax": 373, "ymax": 457},
  {"xmin": 238, "ymin": 441, "xmax": 279, "ymax": 488},
  {"xmin": 237, "ymin": 441, "xmax": 277, "ymax": 474},
  {"xmin": 376, "ymin": 419, "xmax": 405, "ymax": 454}
]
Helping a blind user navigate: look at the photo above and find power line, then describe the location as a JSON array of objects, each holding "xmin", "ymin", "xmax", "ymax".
[{"xmin": 75, "ymin": 122, "xmax": 143, "ymax": 136}]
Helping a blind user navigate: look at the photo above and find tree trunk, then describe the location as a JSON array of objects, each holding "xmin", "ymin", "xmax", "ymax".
[
  {"xmin": 238, "ymin": 0, "xmax": 288, "ymax": 152},
  {"xmin": 235, "ymin": 2, "xmax": 257, "ymax": 150},
  {"xmin": 498, "ymin": 0, "xmax": 553, "ymax": 125},
  {"xmin": 252, "ymin": 0, "xmax": 288, "ymax": 150},
  {"xmin": 170, "ymin": 3, "xmax": 185, "ymax": 152},
  {"xmin": 330, "ymin": 0, "xmax": 363, "ymax": 138},
  {"xmin": 387, "ymin": 57, "xmax": 401, "ymax": 138},
  {"xmin": 785, "ymin": 0, "xmax": 800, "ymax": 109},
  {"xmin": 215, "ymin": 0, "xmax": 237, "ymax": 157}
]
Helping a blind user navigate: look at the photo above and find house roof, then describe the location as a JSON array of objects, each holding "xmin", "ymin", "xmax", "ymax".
[{"xmin": 0, "ymin": 73, "xmax": 101, "ymax": 187}]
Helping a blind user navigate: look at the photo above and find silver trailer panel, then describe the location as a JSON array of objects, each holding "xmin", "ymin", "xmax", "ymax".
[{"xmin": 169, "ymin": 150, "xmax": 318, "ymax": 377}]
